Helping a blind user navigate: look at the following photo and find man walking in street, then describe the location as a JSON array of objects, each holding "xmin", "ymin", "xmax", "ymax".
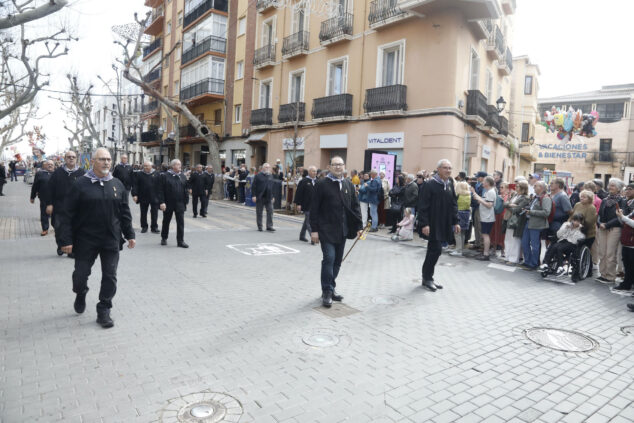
[
  {"xmin": 30, "ymin": 160, "xmax": 54, "ymax": 236},
  {"xmin": 46, "ymin": 151, "xmax": 85, "ymax": 257},
  {"xmin": 0, "ymin": 161, "xmax": 6, "ymax": 195},
  {"xmin": 112, "ymin": 154, "xmax": 133, "ymax": 197},
  {"xmin": 201, "ymin": 165, "xmax": 215, "ymax": 217},
  {"xmin": 310, "ymin": 157, "xmax": 362, "ymax": 308},
  {"xmin": 158, "ymin": 159, "xmax": 189, "ymax": 248},
  {"xmin": 132, "ymin": 161, "xmax": 160, "ymax": 233},
  {"xmin": 58, "ymin": 148, "xmax": 135, "ymax": 329},
  {"xmin": 9, "ymin": 159, "xmax": 17, "ymax": 182},
  {"xmin": 251, "ymin": 163, "xmax": 275, "ymax": 232},
  {"xmin": 237, "ymin": 164, "xmax": 248, "ymax": 204},
  {"xmin": 549, "ymin": 177, "xmax": 572, "ymax": 238},
  {"xmin": 188, "ymin": 164, "xmax": 206, "ymax": 218},
  {"xmin": 294, "ymin": 166, "xmax": 317, "ymax": 243},
  {"xmin": 418, "ymin": 159, "xmax": 460, "ymax": 292}
]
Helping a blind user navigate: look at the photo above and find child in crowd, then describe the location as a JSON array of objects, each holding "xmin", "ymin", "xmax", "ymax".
[{"xmin": 391, "ymin": 207, "xmax": 414, "ymax": 241}]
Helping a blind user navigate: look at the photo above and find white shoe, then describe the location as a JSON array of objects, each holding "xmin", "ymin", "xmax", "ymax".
[{"xmin": 449, "ymin": 251, "xmax": 462, "ymax": 257}]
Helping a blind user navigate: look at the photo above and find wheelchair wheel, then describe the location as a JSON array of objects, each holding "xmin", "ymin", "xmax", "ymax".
[{"xmin": 576, "ymin": 245, "xmax": 592, "ymax": 280}]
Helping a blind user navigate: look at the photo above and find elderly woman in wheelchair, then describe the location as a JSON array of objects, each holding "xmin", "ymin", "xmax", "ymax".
[{"xmin": 540, "ymin": 213, "xmax": 589, "ymax": 281}]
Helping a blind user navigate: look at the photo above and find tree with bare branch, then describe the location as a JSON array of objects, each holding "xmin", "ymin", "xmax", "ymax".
[{"xmin": 0, "ymin": 0, "xmax": 69, "ymax": 30}]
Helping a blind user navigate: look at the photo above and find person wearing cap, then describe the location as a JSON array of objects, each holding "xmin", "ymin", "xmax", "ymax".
[
  {"xmin": 527, "ymin": 174, "xmax": 538, "ymax": 197},
  {"xmin": 469, "ymin": 171, "xmax": 487, "ymax": 250}
]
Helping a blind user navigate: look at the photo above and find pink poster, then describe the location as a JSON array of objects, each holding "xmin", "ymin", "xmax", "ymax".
[{"xmin": 371, "ymin": 153, "xmax": 395, "ymax": 187}]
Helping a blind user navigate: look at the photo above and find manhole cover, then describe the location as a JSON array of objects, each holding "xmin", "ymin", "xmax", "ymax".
[
  {"xmin": 158, "ymin": 391, "xmax": 243, "ymax": 422},
  {"xmin": 190, "ymin": 405, "xmax": 215, "ymax": 418},
  {"xmin": 524, "ymin": 328, "xmax": 599, "ymax": 353},
  {"xmin": 371, "ymin": 295, "xmax": 400, "ymax": 305},
  {"xmin": 621, "ymin": 326, "xmax": 634, "ymax": 336},
  {"xmin": 303, "ymin": 333, "xmax": 340, "ymax": 347}
]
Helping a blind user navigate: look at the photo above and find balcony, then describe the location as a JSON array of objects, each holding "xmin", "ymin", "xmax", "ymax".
[
  {"xmin": 486, "ymin": 25, "xmax": 504, "ymax": 61},
  {"xmin": 364, "ymin": 85, "xmax": 407, "ymax": 115},
  {"xmin": 312, "ymin": 94, "xmax": 353, "ymax": 121},
  {"xmin": 253, "ymin": 43, "xmax": 276, "ymax": 69},
  {"xmin": 593, "ymin": 152, "xmax": 614, "ymax": 163},
  {"xmin": 369, "ymin": 0, "xmax": 412, "ymax": 29},
  {"xmin": 142, "ymin": 100, "xmax": 159, "ymax": 115},
  {"xmin": 469, "ymin": 18, "xmax": 492, "ymax": 40},
  {"xmin": 282, "ymin": 31, "xmax": 309, "ymax": 59},
  {"xmin": 519, "ymin": 141, "xmax": 537, "ymax": 161},
  {"xmin": 180, "ymin": 78, "xmax": 224, "ymax": 101},
  {"xmin": 319, "ymin": 13, "xmax": 353, "ymax": 45},
  {"xmin": 184, "ymin": 0, "xmax": 228, "ymax": 28},
  {"xmin": 499, "ymin": 116, "xmax": 508, "ymax": 136},
  {"xmin": 143, "ymin": 38, "xmax": 161, "ymax": 59},
  {"xmin": 497, "ymin": 47, "xmax": 513, "ymax": 75},
  {"xmin": 182, "ymin": 36, "xmax": 227, "ymax": 65},
  {"xmin": 256, "ymin": 0, "xmax": 276, "ymax": 13},
  {"xmin": 250, "ymin": 108, "xmax": 273, "ymax": 127},
  {"xmin": 143, "ymin": 68, "xmax": 161, "ymax": 83},
  {"xmin": 398, "ymin": 0, "xmax": 502, "ymax": 20},
  {"xmin": 502, "ymin": 0, "xmax": 516, "ymax": 15},
  {"xmin": 278, "ymin": 102, "xmax": 305, "ymax": 124},
  {"xmin": 145, "ymin": 0, "xmax": 162, "ymax": 7},
  {"xmin": 465, "ymin": 90, "xmax": 488, "ymax": 125},
  {"xmin": 484, "ymin": 105, "xmax": 500, "ymax": 134},
  {"xmin": 141, "ymin": 129, "xmax": 159, "ymax": 143},
  {"xmin": 179, "ymin": 124, "xmax": 198, "ymax": 138},
  {"xmin": 144, "ymin": 9, "xmax": 164, "ymax": 36}
]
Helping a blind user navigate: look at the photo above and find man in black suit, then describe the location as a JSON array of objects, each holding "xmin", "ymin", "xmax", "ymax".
[
  {"xmin": 201, "ymin": 165, "xmax": 215, "ymax": 217},
  {"xmin": 112, "ymin": 154, "xmax": 133, "ymax": 197},
  {"xmin": 251, "ymin": 163, "xmax": 275, "ymax": 232},
  {"xmin": 158, "ymin": 159, "xmax": 189, "ymax": 248},
  {"xmin": 30, "ymin": 160, "xmax": 54, "ymax": 236},
  {"xmin": 294, "ymin": 165, "xmax": 317, "ymax": 243},
  {"xmin": 237, "ymin": 164, "xmax": 249, "ymax": 204},
  {"xmin": 132, "ymin": 161, "xmax": 160, "ymax": 233},
  {"xmin": 188, "ymin": 164, "xmax": 206, "ymax": 218},
  {"xmin": 310, "ymin": 157, "xmax": 363, "ymax": 308}
]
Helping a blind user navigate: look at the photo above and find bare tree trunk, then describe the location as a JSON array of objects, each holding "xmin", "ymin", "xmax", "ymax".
[{"xmin": 0, "ymin": 0, "xmax": 69, "ymax": 30}]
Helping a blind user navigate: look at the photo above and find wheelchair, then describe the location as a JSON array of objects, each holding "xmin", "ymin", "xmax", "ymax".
[{"xmin": 540, "ymin": 239, "xmax": 592, "ymax": 282}]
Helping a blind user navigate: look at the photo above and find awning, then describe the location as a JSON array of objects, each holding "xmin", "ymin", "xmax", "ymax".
[{"xmin": 246, "ymin": 132, "xmax": 269, "ymax": 144}]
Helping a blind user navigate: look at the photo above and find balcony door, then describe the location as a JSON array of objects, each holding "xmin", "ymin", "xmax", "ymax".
[
  {"xmin": 331, "ymin": 0, "xmax": 348, "ymax": 17},
  {"xmin": 262, "ymin": 19, "xmax": 274, "ymax": 47},
  {"xmin": 327, "ymin": 58, "xmax": 347, "ymax": 96},
  {"xmin": 599, "ymin": 138, "xmax": 612, "ymax": 162},
  {"xmin": 260, "ymin": 81, "xmax": 272, "ymax": 109},
  {"xmin": 379, "ymin": 42, "xmax": 404, "ymax": 87},
  {"xmin": 292, "ymin": 4, "xmax": 306, "ymax": 34},
  {"xmin": 290, "ymin": 70, "xmax": 304, "ymax": 103}
]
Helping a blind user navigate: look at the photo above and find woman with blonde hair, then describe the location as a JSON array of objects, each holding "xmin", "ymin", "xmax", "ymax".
[{"xmin": 451, "ymin": 181, "xmax": 471, "ymax": 256}]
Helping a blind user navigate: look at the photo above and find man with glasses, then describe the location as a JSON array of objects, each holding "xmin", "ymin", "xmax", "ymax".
[
  {"xmin": 58, "ymin": 148, "xmax": 135, "ymax": 329},
  {"xmin": 46, "ymin": 151, "xmax": 85, "ymax": 257},
  {"xmin": 310, "ymin": 157, "xmax": 363, "ymax": 308}
]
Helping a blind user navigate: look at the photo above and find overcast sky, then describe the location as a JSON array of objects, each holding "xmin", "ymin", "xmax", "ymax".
[{"xmin": 9, "ymin": 0, "xmax": 634, "ymax": 156}]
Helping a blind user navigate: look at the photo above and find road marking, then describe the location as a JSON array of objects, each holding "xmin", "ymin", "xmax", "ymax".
[
  {"xmin": 487, "ymin": 263, "xmax": 517, "ymax": 272},
  {"xmin": 227, "ymin": 243, "xmax": 300, "ymax": 256}
]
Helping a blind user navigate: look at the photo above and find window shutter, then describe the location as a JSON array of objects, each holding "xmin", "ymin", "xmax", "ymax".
[
  {"xmin": 328, "ymin": 63, "xmax": 335, "ymax": 95},
  {"xmin": 342, "ymin": 59, "xmax": 348, "ymax": 93},
  {"xmin": 397, "ymin": 44, "xmax": 404, "ymax": 85}
]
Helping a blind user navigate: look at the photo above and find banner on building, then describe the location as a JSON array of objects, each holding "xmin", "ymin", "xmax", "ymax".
[{"xmin": 367, "ymin": 132, "xmax": 404, "ymax": 149}]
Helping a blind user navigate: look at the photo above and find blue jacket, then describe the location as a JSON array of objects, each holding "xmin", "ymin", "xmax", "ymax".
[{"xmin": 359, "ymin": 177, "xmax": 381, "ymax": 204}]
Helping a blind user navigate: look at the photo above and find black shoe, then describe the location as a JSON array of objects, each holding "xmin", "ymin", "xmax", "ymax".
[
  {"xmin": 141, "ymin": 227, "xmax": 148, "ymax": 233},
  {"xmin": 57, "ymin": 248, "xmax": 63, "ymax": 256},
  {"xmin": 193, "ymin": 215, "xmax": 197, "ymax": 218},
  {"xmin": 369, "ymin": 228, "xmax": 378, "ymax": 232},
  {"xmin": 73, "ymin": 288, "xmax": 88, "ymax": 314},
  {"xmin": 151, "ymin": 229, "xmax": 160, "ymax": 234},
  {"xmin": 299, "ymin": 237, "xmax": 309, "ymax": 242},
  {"xmin": 434, "ymin": 283, "xmax": 443, "ymax": 289},
  {"xmin": 67, "ymin": 253, "xmax": 75, "ymax": 259},
  {"xmin": 96, "ymin": 310, "xmax": 114, "ymax": 328},
  {"xmin": 388, "ymin": 229, "xmax": 396, "ymax": 234},
  {"xmin": 258, "ymin": 228, "xmax": 263, "ymax": 232},
  {"xmin": 266, "ymin": 227, "xmax": 275, "ymax": 232},
  {"xmin": 627, "ymin": 304, "xmax": 634, "ymax": 312},
  {"xmin": 422, "ymin": 280, "xmax": 437, "ymax": 292},
  {"xmin": 613, "ymin": 283, "xmax": 631, "ymax": 292},
  {"xmin": 332, "ymin": 290, "xmax": 343, "ymax": 301},
  {"xmin": 161, "ymin": 239, "xmax": 167, "ymax": 246},
  {"xmin": 200, "ymin": 214, "xmax": 207, "ymax": 218},
  {"xmin": 322, "ymin": 291, "xmax": 333, "ymax": 308},
  {"xmin": 177, "ymin": 242, "xmax": 189, "ymax": 248},
  {"xmin": 311, "ymin": 241, "xmax": 315, "ymax": 245},
  {"xmin": 475, "ymin": 254, "xmax": 490, "ymax": 261}
]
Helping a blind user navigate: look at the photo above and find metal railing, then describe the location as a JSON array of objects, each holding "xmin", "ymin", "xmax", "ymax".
[
  {"xmin": 182, "ymin": 35, "xmax": 227, "ymax": 64},
  {"xmin": 466, "ymin": 90, "xmax": 488, "ymax": 121},
  {"xmin": 312, "ymin": 94, "xmax": 353, "ymax": 119},
  {"xmin": 319, "ymin": 13, "xmax": 353, "ymax": 42},
  {"xmin": 250, "ymin": 108, "xmax": 273, "ymax": 126},
  {"xmin": 143, "ymin": 38, "xmax": 161, "ymax": 58},
  {"xmin": 505, "ymin": 47, "xmax": 513, "ymax": 71},
  {"xmin": 143, "ymin": 68, "xmax": 161, "ymax": 83},
  {"xmin": 499, "ymin": 116, "xmax": 509, "ymax": 136},
  {"xmin": 483, "ymin": 18, "xmax": 493, "ymax": 34},
  {"xmin": 142, "ymin": 100, "xmax": 158, "ymax": 114},
  {"xmin": 278, "ymin": 102, "xmax": 305, "ymax": 123},
  {"xmin": 364, "ymin": 85, "xmax": 407, "ymax": 113},
  {"xmin": 368, "ymin": 0, "xmax": 406, "ymax": 26},
  {"xmin": 256, "ymin": 0, "xmax": 276, "ymax": 11},
  {"xmin": 282, "ymin": 31, "xmax": 309, "ymax": 56},
  {"xmin": 146, "ymin": 8, "xmax": 163, "ymax": 28},
  {"xmin": 486, "ymin": 105, "xmax": 500, "ymax": 131},
  {"xmin": 184, "ymin": 0, "xmax": 228, "ymax": 28},
  {"xmin": 488, "ymin": 25, "xmax": 504, "ymax": 57},
  {"xmin": 253, "ymin": 43, "xmax": 276, "ymax": 66},
  {"xmin": 180, "ymin": 78, "xmax": 224, "ymax": 100},
  {"xmin": 593, "ymin": 152, "xmax": 614, "ymax": 162},
  {"xmin": 141, "ymin": 129, "xmax": 159, "ymax": 143}
]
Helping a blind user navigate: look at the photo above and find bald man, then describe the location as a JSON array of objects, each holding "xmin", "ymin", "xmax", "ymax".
[
  {"xmin": 132, "ymin": 161, "xmax": 160, "ymax": 233},
  {"xmin": 30, "ymin": 160, "xmax": 54, "ymax": 236}
]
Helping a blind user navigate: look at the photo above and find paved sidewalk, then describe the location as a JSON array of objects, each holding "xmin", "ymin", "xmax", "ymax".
[{"xmin": 1, "ymin": 182, "xmax": 634, "ymax": 423}]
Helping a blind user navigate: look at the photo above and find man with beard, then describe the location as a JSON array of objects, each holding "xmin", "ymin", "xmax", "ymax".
[
  {"xmin": 46, "ymin": 151, "xmax": 85, "ymax": 257},
  {"xmin": 58, "ymin": 148, "xmax": 135, "ymax": 328},
  {"xmin": 251, "ymin": 163, "xmax": 275, "ymax": 232},
  {"xmin": 132, "ymin": 161, "xmax": 160, "ymax": 233},
  {"xmin": 188, "ymin": 164, "xmax": 206, "ymax": 218},
  {"xmin": 112, "ymin": 154, "xmax": 134, "ymax": 197},
  {"xmin": 158, "ymin": 159, "xmax": 189, "ymax": 248},
  {"xmin": 30, "ymin": 160, "xmax": 54, "ymax": 236},
  {"xmin": 201, "ymin": 165, "xmax": 215, "ymax": 217}
]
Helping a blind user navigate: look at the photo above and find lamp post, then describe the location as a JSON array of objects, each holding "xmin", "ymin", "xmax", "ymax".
[
  {"xmin": 157, "ymin": 127, "xmax": 164, "ymax": 165},
  {"xmin": 496, "ymin": 96, "xmax": 507, "ymax": 114}
]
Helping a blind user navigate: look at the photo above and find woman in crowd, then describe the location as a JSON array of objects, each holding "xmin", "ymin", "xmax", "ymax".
[
  {"xmin": 490, "ymin": 181, "xmax": 510, "ymax": 257},
  {"xmin": 451, "ymin": 181, "xmax": 472, "ymax": 257},
  {"xmin": 569, "ymin": 189, "xmax": 597, "ymax": 252},
  {"xmin": 521, "ymin": 181, "xmax": 552, "ymax": 270},
  {"xmin": 504, "ymin": 181, "xmax": 530, "ymax": 265},
  {"xmin": 596, "ymin": 178, "xmax": 627, "ymax": 283},
  {"xmin": 540, "ymin": 213, "xmax": 586, "ymax": 276},
  {"xmin": 387, "ymin": 174, "xmax": 405, "ymax": 234},
  {"xmin": 471, "ymin": 176, "xmax": 497, "ymax": 261},
  {"xmin": 569, "ymin": 182, "xmax": 585, "ymax": 207}
]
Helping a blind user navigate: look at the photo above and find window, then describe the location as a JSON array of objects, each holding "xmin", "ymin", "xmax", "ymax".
[
  {"xmin": 262, "ymin": 17, "xmax": 275, "ymax": 47},
  {"xmin": 485, "ymin": 69, "xmax": 493, "ymax": 102},
  {"xmin": 167, "ymin": 20, "xmax": 172, "ymax": 34},
  {"xmin": 599, "ymin": 138, "xmax": 612, "ymax": 162},
  {"xmin": 178, "ymin": 11, "xmax": 183, "ymax": 26},
  {"xmin": 214, "ymin": 109, "xmax": 222, "ymax": 125},
  {"xmin": 521, "ymin": 123, "xmax": 530, "ymax": 142},
  {"xmin": 236, "ymin": 61, "xmax": 244, "ymax": 79},
  {"xmin": 289, "ymin": 69, "xmax": 305, "ymax": 102},
  {"xmin": 238, "ymin": 17, "xmax": 246, "ymax": 36},
  {"xmin": 174, "ymin": 81, "xmax": 180, "ymax": 95},
  {"xmin": 181, "ymin": 56, "xmax": 225, "ymax": 90},
  {"xmin": 524, "ymin": 75, "xmax": 533, "ymax": 95},
  {"xmin": 292, "ymin": 3, "xmax": 307, "ymax": 34},
  {"xmin": 481, "ymin": 158, "xmax": 488, "ymax": 173},
  {"xmin": 378, "ymin": 40, "xmax": 405, "ymax": 87},
  {"xmin": 182, "ymin": 14, "xmax": 228, "ymax": 53},
  {"xmin": 330, "ymin": 0, "xmax": 350, "ymax": 16},
  {"xmin": 285, "ymin": 150, "xmax": 304, "ymax": 171},
  {"xmin": 259, "ymin": 79, "xmax": 272, "ymax": 108},
  {"xmin": 162, "ymin": 118, "xmax": 167, "ymax": 130},
  {"xmin": 469, "ymin": 48, "xmax": 480, "ymax": 90},
  {"xmin": 327, "ymin": 57, "xmax": 347, "ymax": 95},
  {"xmin": 596, "ymin": 103, "xmax": 624, "ymax": 121},
  {"xmin": 234, "ymin": 104, "xmax": 242, "ymax": 123}
]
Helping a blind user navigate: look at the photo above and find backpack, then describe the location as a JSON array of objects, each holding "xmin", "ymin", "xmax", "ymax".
[
  {"xmin": 538, "ymin": 195, "xmax": 557, "ymax": 223},
  {"xmin": 494, "ymin": 195, "xmax": 504, "ymax": 215}
]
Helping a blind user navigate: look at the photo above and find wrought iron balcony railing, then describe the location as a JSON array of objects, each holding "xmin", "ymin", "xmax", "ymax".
[
  {"xmin": 466, "ymin": 90, "xmax": 488, "ymax": 121},
  {"xmin": 179, "ymin": 124, "xmax": 197, "ymax": 138},
  {"xmin": 180, "ymin": 78, "xmax": 224, "ymax": 100},
  {"xmin": 282, "ymin": 31, "xmax": 309, "ymax": 57},
  {"xmin": 256, "ymin": 0, "xmax": 276, "ymax": 12},
  {"xmin": 278, "ymin": 102, "xmax": 305, "ymax": 123},
  {"xmin": 486, "ymin": 105, "xmax": 501, "ymax": 131},
  {"xmin": 184, "ymin": 0, "xmax": 228, "ymax": 28},
  {"xmin": 250, "ymin": 108, "xmax": 273, "ymax": 126},
  {"xmin": 499, "ymin": 116, "xmax": 509, "ymax": 136},
  {"xmin": 253, "ymin": 43, "xmax": 276, "ymax": 67},
  {"xmin": 319, "ymin": 13, "xmax": 353, "ymax": 43},
  {"xmin": 143, "ymin": 68, "xmax": 161, "ymax": 83},
  {"xmin": 488, "ymin": 25, "xmax": 505, "ymax": 57},
  {"xmin": 364, "ymin": 84, "xmax": 407, "ymax": 114},
  {"xmin": 141, "ymin": 129, "xmax": 159, "ymax": 143},
  {"xmin": 143, "ymin": 38, "xmax": 161, "ymax": 58},
  {"xmin": 142, "ymin": 100, "xmax": 159, "ymax": 114},
  {"xmin": 368, "ymin": 0, "xmax": 406, "ymax": 26},
  {"xmin": 312, "ymin": 94, "xmax": 353, "ymax": 119},
  {"xmin": 505, "ymin": 47, "xmax": 513, "ymax": 72},
  {"xmin": 182, "ymin": 35, "xmax": 227, "ymax": 64}
]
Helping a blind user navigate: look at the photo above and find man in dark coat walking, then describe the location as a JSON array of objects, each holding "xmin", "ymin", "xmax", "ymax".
[
  {"xmin": 251, "ymin": 163, "xmax": 275, "ymax": 232},
  {"xmin": 30, "ymin": 160, "xmax": 54, "ymax": 236},
  {"xmin": 58, "ymin": 148, "xmax": 135, "ymax": 328},
  {"xmin": 0, "ymin": 162, "xmax": 7, "ymax": 195},
  {"xmin": 158, "ymin": 159, "xmax": 189, "ymax": 248},
  {"xmin": 417, "ymin": 159, "xmax": 460, "ymax": 292},
  {"xmin": 188, "ymin": 164, "xmax": 206, "ymax": 218},
  {"xmin": 9, "ymin": 159, "xmax": 17, "ymax": 181},
  {"xmin": 112, "ymin": 154, "xmax": 133, "ymax": 197},
  {"xmin": 237, "ymin": 164, "xmax": 249, "ymax": 204},
  {"xmin": 201, "ymin": 165, "xmax": 215, "ymax": 217},
  {"xmin": 46, "ymin": 151, "xmax": 85, "ymax": 257},
  {"xmin": 294, "ymin": 166, "xmax": 317, "ymax": 243},
  {"xmin": 132, "ymin": 161, "xmax": 160, "ymax": 233},
  {"xmin": 310, "ymin": 157, "xmax": 363, "ymax": 307}
]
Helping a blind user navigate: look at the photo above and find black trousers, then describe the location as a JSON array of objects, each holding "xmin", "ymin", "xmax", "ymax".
[
  {"xmin": 422, "ymin": 239, "xmax": 442, "ymax": 281},
  {"xmin": 300, "ymin": 211, "xmax": 311, "ymax": 239},
  {"xmin": 192, "ymin": 194, "xmax": 205, "ymax": 216},
  {"xmin": 72, "ymin": 246, "xmax": 119, "ymax": 311},
  {"xmin": 140, "ymin": 202, "xmax": 158, "ymax": 230},
  {"xmin": 161, "ymin": 208, "xmax": 184, "ymax": 243},
  {"xmin": 238, "ymin": 184, "xmax": 246, "ymax": 203},
  {"xmin": 621, "ymin": 247, "xmax": 634, "ymax": 290},
  {"xmin": 0, "ymin": 181, "xmax": 4, "ymax": 195},
  {"xmin": 52, "ymin": 211, "xmax": 62, "ymax": 248},
  {"xmin": 543, "ymin": 240, "xmax": 576, "ymax": 268},
  {"xmin": 39, "ymin": 199, "xmax": 50, "ymax": 231},
  {"xmin": 256, "ymin": 198, "xmax": 273, "ymax": 229},
  {"xmin": 201, "ymin": 194, "xmax": 210, "ymax": 216}
]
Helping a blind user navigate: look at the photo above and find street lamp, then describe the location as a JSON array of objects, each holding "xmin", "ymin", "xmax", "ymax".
[
  {"xmin": 157, "ymin": 127, "xmax": 165, "ymax": 165},
  {"xmin": 496, "ymin": 96, "xmax": 507, "ymax": 113}
]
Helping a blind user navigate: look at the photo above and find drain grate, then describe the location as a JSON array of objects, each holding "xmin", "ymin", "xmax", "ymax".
[
  {"xmin": 158, "ymin": 391, "xmax": 243, "ymax": 422},
  {"xmin": 313, "ymin": 302, "xmax": 360, "ymax": 318},
  {"xmin": 524, "ymin": 327, "xmax": 599, "ymax": 353}
]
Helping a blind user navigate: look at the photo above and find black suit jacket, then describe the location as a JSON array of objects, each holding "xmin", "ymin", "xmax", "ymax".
[
  {"xmin": 294, "ymin": 177, "xmax": 316, "ymax": 211},
  {"xmin": 310, "ymin": 178, "xmax": 362, "ymax": 244},
  {"xmin": 158, "ymin": 171, "xmax": 189, "ymax": 212},
  {"xmin": 188, "ymin": 172, "xmax": 207, "ymax": 196},
  {"xmin": 251, "ymin": 172, "xmax": 273, "ymax": 200},
  {"xmin": 113, "ymin": 164, "xmax": 134, "ymax": 191},
  {"xmin": 203, "ymin": 172, "xmax": 215, "ymax": 197},
  {"xmin": 132, "ymin": 171, "xmax": 159, "ymax": 204},
  {"xmin": 417, "ymin": 178, "xmax": 458, "ymax": 242},
  {"xmin": 46, "ymin": 167, "xmax": 86, "ymax": 209},
  {"xmin": 30, "ymin": 170, "xmax": 52, "ymax": 200}
]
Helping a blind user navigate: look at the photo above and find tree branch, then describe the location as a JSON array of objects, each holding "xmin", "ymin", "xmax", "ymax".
[{"xmin": 0, "ymin": 0, "xmax": 69, "ymax": 30}]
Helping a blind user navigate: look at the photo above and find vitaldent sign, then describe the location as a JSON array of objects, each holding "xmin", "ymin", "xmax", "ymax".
[
  {"xmin": 367, "ymin": 132, "xmax": 404, "ymax": 149},
  {"xmin": 282, "ymin": 137, "xmax": 305, "ymax": 150}
]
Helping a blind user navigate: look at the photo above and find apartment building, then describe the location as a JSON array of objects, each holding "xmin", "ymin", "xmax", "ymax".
[
  {"xmin": 534, "ymin": 84, "xmax": 634, "ymax": 185},
  {"xmin": 249, "ymin": 0, "xmax": 519, "ymax": 179},
  {"xmin": 509, "ymin": 55, "xmax": 540, "ymax": 177}
]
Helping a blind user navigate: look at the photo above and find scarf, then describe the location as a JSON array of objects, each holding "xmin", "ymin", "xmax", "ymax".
[
  {"xmin": 604, "ymin": 193, "xmax": 621, "ymax": 209},
  {"xmin": 63, "ymin": 164, "xmax": 79, "ymax": 175},
  {"xmin": 432, "ymin": 174, "xmax": 450, "ymax": 191},
  {"xmin": 167, "ymin": 169, "xmax": 181, "ymax": 176},
  {"xmin": 84, "ymin": 169, "xmax": 113, "ymax": 184},
  {"xmin": 143, "ymin": 169, "xmax": 155, "ymax": 175}
]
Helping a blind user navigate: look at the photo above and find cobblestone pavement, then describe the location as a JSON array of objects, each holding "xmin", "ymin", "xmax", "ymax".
[{"xmin": 1, "ymin": 182, "xmax": 634, "ymax": 423}]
